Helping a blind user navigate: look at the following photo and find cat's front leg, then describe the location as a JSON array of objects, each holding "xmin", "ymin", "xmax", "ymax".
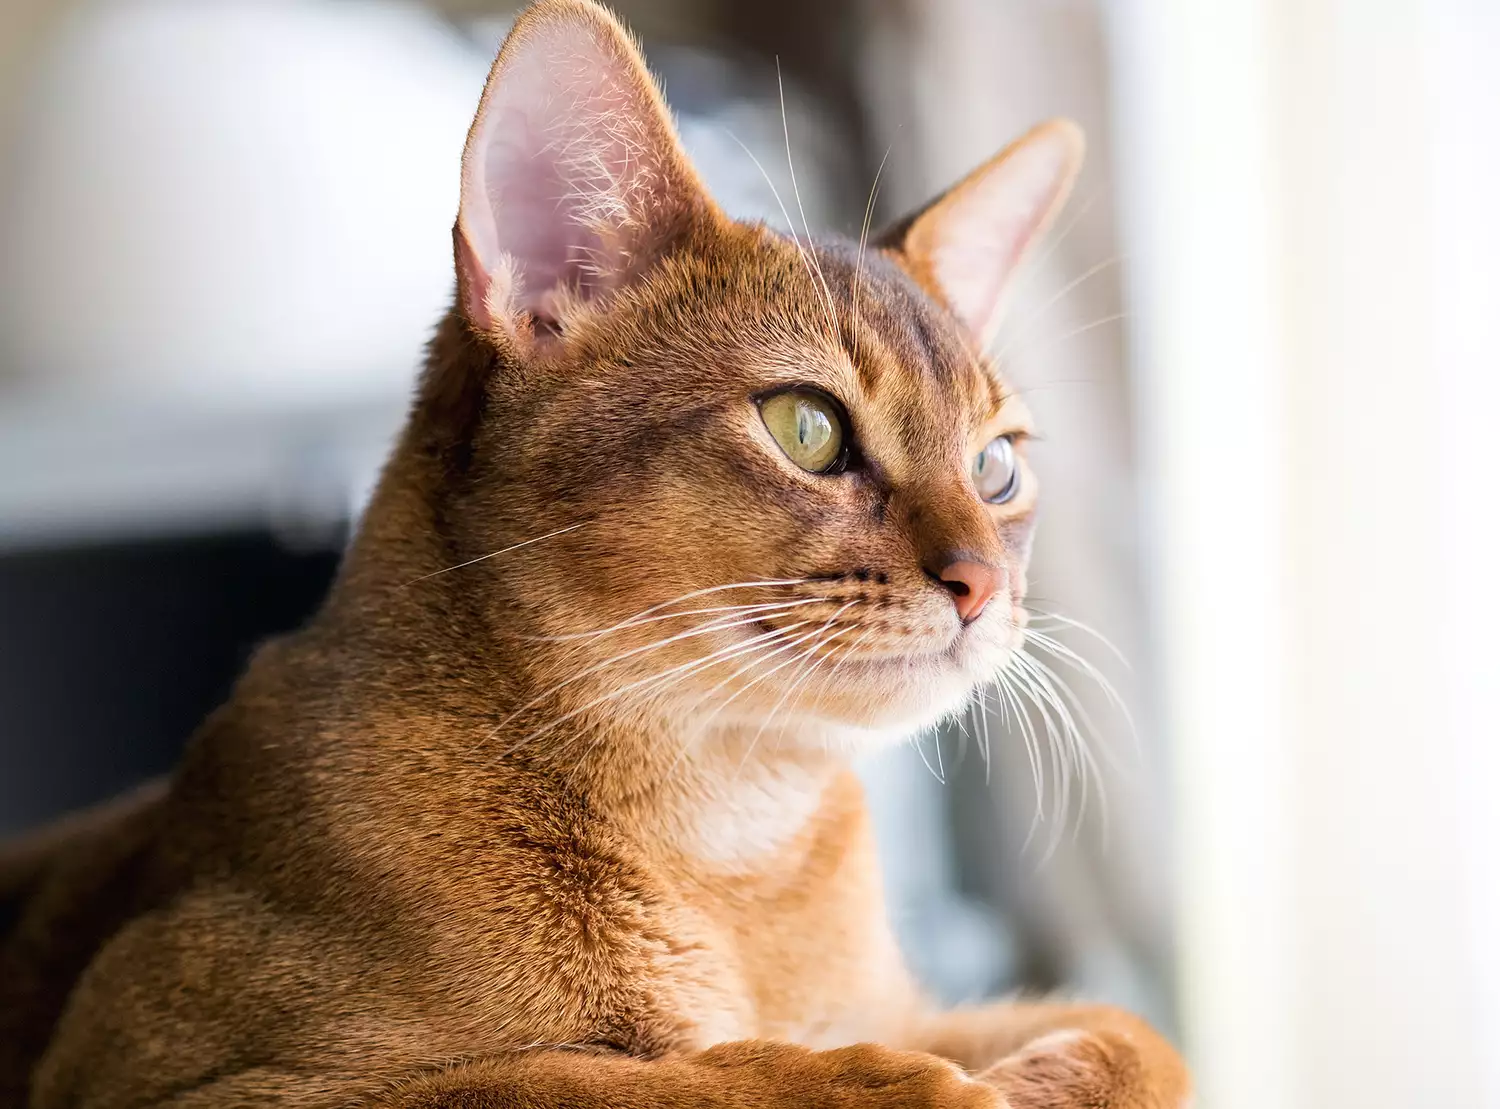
[
  {"xmin": 912, "ymin": 1001, "xmax": 1192, "ymax": 1109},
  {"xmin": 367, "ymin": 1041, "xmax": 1007, "ymax": 1109}
]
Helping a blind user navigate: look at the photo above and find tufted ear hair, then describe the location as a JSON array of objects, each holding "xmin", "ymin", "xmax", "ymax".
[
  {"xmin": 878, "ymin": 120, "xmax": 1085, "ymax": 350},
  {"xmin": 454, "ymin": 0, "xmax": 717, "ymax": 339}
]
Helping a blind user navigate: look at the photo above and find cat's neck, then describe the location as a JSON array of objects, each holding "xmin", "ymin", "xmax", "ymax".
[{"xmin": 569, "ymin": 715, "xmax": 862, "ymax": 872}]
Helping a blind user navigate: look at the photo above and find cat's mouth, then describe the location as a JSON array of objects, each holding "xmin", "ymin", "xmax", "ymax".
[
  {"xmin": 746, "ymin": 602, "xmax": 1015, "ymax": 662},
  {"xmin": 662, "ymin": 605, "xmax": 1016, "ymax": 741}
]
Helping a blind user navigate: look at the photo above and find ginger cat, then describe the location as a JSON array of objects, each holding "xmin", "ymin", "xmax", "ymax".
[{"xmin": 0, "ymin": 2, "xmax": 1190, "ymax": 1106}]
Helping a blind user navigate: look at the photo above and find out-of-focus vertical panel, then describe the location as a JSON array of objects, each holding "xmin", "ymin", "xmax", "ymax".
[
  {"xmin": 1109, "ymin": 0, "xmax": 1495, "ymax": 1103},
  {"xmin": 1277, "ymin": 3, "xmax": 1482, "ymax": 1106},
  {"xmin": 1433, "ymin": 2, "xmax": 1500, "ymax": 1105},
  {"xmin": 1103, "ymin": 0, "xmax": 1291, "ymax": 1105}
]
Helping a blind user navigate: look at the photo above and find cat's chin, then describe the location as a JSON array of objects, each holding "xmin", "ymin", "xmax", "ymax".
[
  {"xmin": 863, "ymin": 643, "xmax": 1020, "ymax": 737},
  {"xmin": 667, "ymin": 621, "xmax": 1021, "ymax": 758},
  {"xmin": 755, "ymin": 650, "xmax": 1003, "ymax": 754}
]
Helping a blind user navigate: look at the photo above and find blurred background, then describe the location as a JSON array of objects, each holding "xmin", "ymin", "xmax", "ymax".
[{"xmin": 0, "ymin": 1, "xmax": 1495, "ymax": 1106}]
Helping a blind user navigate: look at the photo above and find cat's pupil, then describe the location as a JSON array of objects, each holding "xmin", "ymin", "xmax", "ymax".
[
  {"xmin": 793, "ymin": 402, "xmax": 832, "ymax": 455},
  {"xmin": 758, "ymin": 389, "xmax": 843, "ymax": 472}
]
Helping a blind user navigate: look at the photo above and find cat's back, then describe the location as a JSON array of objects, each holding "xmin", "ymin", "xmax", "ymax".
[{"xmin": 0, "ymin": 781, "xmax": 171, "ymax": 1105}]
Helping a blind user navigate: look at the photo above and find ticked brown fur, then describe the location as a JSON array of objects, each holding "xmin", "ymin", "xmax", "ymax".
[{"xmin": 0, "ymin": 3, "xmax": 1190, "ymax": 1107}]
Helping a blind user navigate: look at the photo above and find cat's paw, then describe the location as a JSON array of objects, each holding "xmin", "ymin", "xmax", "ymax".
[
  {"xmin": 978, "ymin": 1029, "xmax": 1189, "ymax": 1109},
  {"xmin": 699, "ymin": 1041, "xmax": 1005, "ymax": 1109}
]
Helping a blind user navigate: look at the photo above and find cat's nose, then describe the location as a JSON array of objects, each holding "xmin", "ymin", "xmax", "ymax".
[{"xmin": 933, "ymin": 559, "xmax": 1005, "ymax": 624}]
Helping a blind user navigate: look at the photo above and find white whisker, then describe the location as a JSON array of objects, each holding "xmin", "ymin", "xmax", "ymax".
[
  {"xmin": 582, "ymin": 576, "xmax": 815, "ymax": 635},
  {"xmin": 852, "ymin": 144, "xmax": 893, "ymax": 367},
  {"xmin": 511, "ymin": 620, "xmax": 816, "ymax": 759},
  {"xmin": 995, "ymin": 186, "xmax": 1104, "ymax": 319},
  {"xmin": 691, "ymin": 607, "xmax": 856, "ymax": 728},
  {"xmin": 723, "ymin": 130, "xmax": 839, "ymax": 339},
  {"xmin": 992, "ymin": 256, "xmax": 1124, "ymax": 365},
  {"xmin": 657, "ymin": 621, "xmax": 834, "ymax": 781},
  {"xmin": 1020, "ymin": 650, "xmax": 1126, "ymax": 814},
  {"xmin": 404, "ymin": 522, "xmax": 586, "ymax": 585},
  {"xmin": 776, "ymin": 58, "xmax": 841, "ymax": 341},
  {"xmin": 562, "ymin": 622, "xmax": 824, "ymax": 791},
  {"xmin": 731, "ymin": 619, "xmax": 857, "ymax": 783},
  {"xmin": 1003, "ymin": 654, "xmax": 1072, "ymax": 857},
  {"xmin": 752, "ymin": 608, "xmax": 859, "ymax": 745},
  {"xmin": 976, "ymin": 684, "xmax": 993, "ymax": 784},
  {"xmin": 911, "ymin": 730, "xmax": 946, "ymax": 785},
  {"xmin": 1023, "ymin": 629, "xmax": 1136, "ymax": 760},
  {"xmin": 1011, "ymin": 649, "xmax": 1109, "ymax": 850},
  {"xmin": 531, "ymin": 597, "xmax": 826, "ymax": 643},
  {"xmin": 495, "ymin": 607, "xmax": 815, "ymax": 739},
  {"xmin": 994, "ymin": 669, "xmax": 1047, "ymax": 851},
  {"xmin": 1000, "ymin": 311, "xmax": 1130, "ymax": 364},
  {"xmin": 1025, "ymin": 609, "xmax": 1131, "ymax": 669}
]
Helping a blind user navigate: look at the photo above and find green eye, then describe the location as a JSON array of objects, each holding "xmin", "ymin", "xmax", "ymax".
[
  {"xmin": 760, "ymin": 389, "xmax": 845, "ymax": 473},
  {"xmin": 972, "ymin": 435, "xmax": 1020, "ymax": 503}
]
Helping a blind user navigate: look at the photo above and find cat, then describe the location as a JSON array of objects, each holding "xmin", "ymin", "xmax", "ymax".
[{"xmin": 0, "ymin": 1, "xmax": 1190, "ymax": 1106}]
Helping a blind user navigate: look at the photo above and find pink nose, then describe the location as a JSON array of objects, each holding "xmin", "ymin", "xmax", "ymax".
[{"xmin": 936, "ymin": 559, "xmax": 1005, "ymax": 624}]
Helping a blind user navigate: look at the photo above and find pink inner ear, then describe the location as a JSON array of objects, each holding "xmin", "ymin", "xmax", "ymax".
[
  {"xmin": 925, "ymin": 126, "xmax": 1082, "ymax": 347},
  {"xmin": 481, "ymin": 110, "xmax": 591, "ymax": 310},
  {"xmin": 458, "ymin": 18, "xmax": 671, "ymax": 327}
]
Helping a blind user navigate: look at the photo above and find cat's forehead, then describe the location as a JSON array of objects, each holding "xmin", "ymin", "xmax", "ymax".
[
  {"xmin": 656, "ymin": 230, "xmax": 997, "ymax": 401},
  {"xmin": 727, "ymin": 236, "xmax": 1019, "ymax": 482},
  {"xmin": 589, "ymin": 224, "xmax": 1018, "ymax": 445},
  {"xmin": 814, "ymin": 239, "xmax": 1003, "ymax": 412},
  {"xmin": 718, "ymin": 236, "xmax": 1012, "ymax": 459}
]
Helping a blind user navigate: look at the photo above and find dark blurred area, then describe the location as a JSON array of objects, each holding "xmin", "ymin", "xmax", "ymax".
[{"xmin": 0, "ymin": 533, "xmax": 339, "ymax": 836}]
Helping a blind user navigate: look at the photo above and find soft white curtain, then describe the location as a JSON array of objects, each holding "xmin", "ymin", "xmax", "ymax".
[{"xmin": 1107, "ymin": 0, "xmax": 1500, "ymax": 1105}]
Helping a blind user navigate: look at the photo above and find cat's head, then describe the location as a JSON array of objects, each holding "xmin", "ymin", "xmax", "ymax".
[{"xmin": 403, "ymin": 0, "xmax": 1081, "ymax": 749}]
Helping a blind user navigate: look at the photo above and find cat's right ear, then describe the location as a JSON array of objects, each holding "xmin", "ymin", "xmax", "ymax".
[
  {"xmin": 877, "ymin": 120, "xmax": 1084, "ymax": 351},
  {"xmin": 455, "ymin": 0, "xmax": 716, "ymax": 342}
]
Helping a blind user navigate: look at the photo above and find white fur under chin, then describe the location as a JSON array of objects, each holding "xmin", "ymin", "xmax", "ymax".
[
  {"xmin": 708, "ymin": 642, "xmax": 1006, "ymax": 753},
  {"xmin": 661, "ymin": 656, "xmax": 998, "ymax": 868},
  {"xmin": 844, "ymin": 652, "xmax": 1005, "ymax": 743},
  {"xmin": 677, "ymin": 756, "xmax": 833, "ymax": 867}
]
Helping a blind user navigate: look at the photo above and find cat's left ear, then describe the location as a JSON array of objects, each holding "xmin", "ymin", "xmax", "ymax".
[
  {"xmin": 878, "ymin": 120, "xmax": 1084, "ymax": 350},
  {"xmin": 455, "ymin": 0, "xmax": 717, "ymax": 339}
]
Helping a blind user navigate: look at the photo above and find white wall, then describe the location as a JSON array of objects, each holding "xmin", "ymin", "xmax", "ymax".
[
  {"xmin": 1107, "ymin": 0, "xmax": 1499, "ymax": 1105},
  {"xmin": 1434, "ymin": 3, "xmax": 1500, "ymax": 1103}
]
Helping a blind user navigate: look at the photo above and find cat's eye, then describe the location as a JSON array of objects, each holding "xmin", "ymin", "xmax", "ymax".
[
  {"xmin": 972, "ymin": 435, "xmax": 1020, "ymax": 503},
  {"xmin": 760, "ymin": 389, "xmax": 846, "ymax": 473}
]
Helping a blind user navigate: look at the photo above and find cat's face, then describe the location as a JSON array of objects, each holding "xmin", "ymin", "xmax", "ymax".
[
  {"xmin": 439, "ymin": 0, "xmax": 1080, "ymax": 749},
  {"xmin": 480, "ymin": 233, "xmax": 1035, "ymax": 741}
]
